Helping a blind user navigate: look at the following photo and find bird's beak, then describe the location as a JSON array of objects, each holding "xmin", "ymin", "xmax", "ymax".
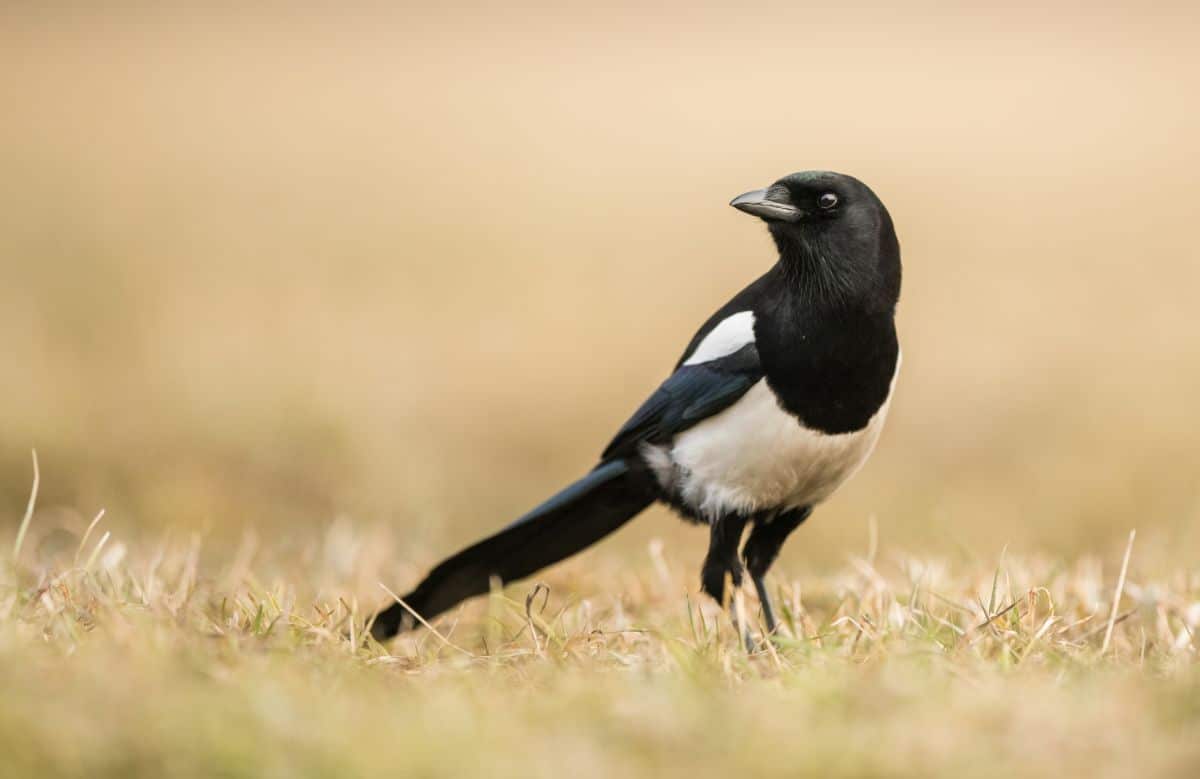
[{"xmin": 729, "ymin": 187, "xmax": 804, "ymax": 223}]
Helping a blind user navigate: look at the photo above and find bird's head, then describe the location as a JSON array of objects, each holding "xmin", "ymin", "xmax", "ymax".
[{"xmin": 730, "ymin": 171, "xmax": 901, "ymax": 308}]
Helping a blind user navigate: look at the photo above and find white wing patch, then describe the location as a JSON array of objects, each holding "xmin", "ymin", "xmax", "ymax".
[{"xmin": 683, "ymin": 311, "xmax": 756, "ymax": 366}]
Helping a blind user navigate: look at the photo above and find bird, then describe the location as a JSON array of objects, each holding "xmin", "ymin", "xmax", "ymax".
[{"xmin": 370, "ymin": 170, "xmax": 901, "ymax": 646}]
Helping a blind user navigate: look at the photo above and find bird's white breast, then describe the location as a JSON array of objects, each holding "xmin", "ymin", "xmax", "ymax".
[{"xmin": 642, "ymin": 373, "xmax": 896, "ymax": 521}]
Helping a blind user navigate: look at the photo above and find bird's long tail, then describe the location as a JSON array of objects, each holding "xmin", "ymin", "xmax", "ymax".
[{"xmin": 370, "ymin": 458, "xmax": 657, "ymax": 639}]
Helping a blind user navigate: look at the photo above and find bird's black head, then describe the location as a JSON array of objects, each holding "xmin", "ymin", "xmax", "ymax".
[{"xmin": 731, "ymin": 171, "xmax": 901, "ymax": 310}]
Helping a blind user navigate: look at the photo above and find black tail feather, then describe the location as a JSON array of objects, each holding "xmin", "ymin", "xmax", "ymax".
[{"xmin": 370, "ymin": 458, "xmax": 657, "ymax": 640}]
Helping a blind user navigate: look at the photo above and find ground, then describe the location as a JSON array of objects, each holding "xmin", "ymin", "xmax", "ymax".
[{"xmin": 3, "ymin": 486, "xmax": 1197, "ymax": 778}]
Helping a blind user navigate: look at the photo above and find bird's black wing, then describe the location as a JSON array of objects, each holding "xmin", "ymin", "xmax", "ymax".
[{"xmin": 601, "ymin": 343, "xmax": 762, "ymax": 461}]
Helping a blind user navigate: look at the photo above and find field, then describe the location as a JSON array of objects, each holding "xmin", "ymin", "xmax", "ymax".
[
  {"xmin": 2, "ymin": 5, "xmax": 1199, "ymax": 778},
  {"xmin": 3, "ymin": 507, "xmax": 1199, "ymax": 778}
]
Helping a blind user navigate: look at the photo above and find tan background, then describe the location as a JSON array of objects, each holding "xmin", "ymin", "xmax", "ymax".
[{"xmin": 2, "ymin": 3, "xmax": 1198, "ymax": 576}]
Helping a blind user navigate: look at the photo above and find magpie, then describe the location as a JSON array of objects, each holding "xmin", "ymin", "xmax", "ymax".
[{"xmin": 371, "ymin": 170, "xmax": 901, "ymax": 644}]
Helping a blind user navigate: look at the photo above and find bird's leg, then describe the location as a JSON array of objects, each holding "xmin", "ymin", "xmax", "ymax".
[
  {"xmin": 700, "ymin": 514, "xmax": 751, "ymax": 650},
  {"xmin": 751, "ymin": 574, "xmax": 779, "ymax": 636},
  {"xmin": 742, "ymin": 506, "xmax": 812, "ymax": 635}
]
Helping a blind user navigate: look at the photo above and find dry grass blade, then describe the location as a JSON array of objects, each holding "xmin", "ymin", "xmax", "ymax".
[
  {"xmin": 1101, "ymin": 530, "xmax": 1136, "ymax": 654},
  {"xmin": 83, "ymin": 532, "xmax": 112, "ymax": 572},
  {"xmin": 74, "ymin": 509, "xmax": 107, "ymax": 567},
  {"xmin": 524, "ymin": 582, "xmax": 552, "ymax": 654},
  {"xmin": 1082, "ymin": 610, "xmax": 1137, "ymax": 643},
  {"xmin": 11, "ymin": 450, "xmax": 39, "ymax": 563},
  {"xmin": 974, "ymin": 598, "xmax": 1022, "ymax": 634},
  {"xmin": 378, "ymin": 583, "xmax": 475, "ymax": 658}
]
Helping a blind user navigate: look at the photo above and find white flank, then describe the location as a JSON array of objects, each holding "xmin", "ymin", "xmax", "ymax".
[
  {"xmin": 644, "ymin": 355, "xmax": 900, "ymax": 521},
  {"xmin": 683, "ymin": 311, "xmax": 756, "ymax": 366}
]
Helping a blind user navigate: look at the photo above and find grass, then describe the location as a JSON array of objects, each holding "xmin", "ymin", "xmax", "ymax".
[{"xmin": 3, "ymin": 464, "xmax": 1197, "ymax": 778}]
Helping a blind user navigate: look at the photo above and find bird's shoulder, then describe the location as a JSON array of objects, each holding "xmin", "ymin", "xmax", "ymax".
[
  {"xmin": 673, "ymin": 268, "xmax": 782, "ymax": 369},
  {"xmin": 600, "ymin": 343, "xmax": 762, "ymax": 461},
  {"xmin": 600, "ymin": 269, "xmax": 782, "ymax": 461}
]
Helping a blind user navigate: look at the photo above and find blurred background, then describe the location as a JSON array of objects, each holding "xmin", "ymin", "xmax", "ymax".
[{"xmin": 1, "ymin": 3, "xmax": 1197, "ymax": 577}]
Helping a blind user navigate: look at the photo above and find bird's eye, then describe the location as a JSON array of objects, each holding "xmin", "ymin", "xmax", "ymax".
[{"xmin": 818, "ymin": 193, "xmax": 839, "ymax": 210}]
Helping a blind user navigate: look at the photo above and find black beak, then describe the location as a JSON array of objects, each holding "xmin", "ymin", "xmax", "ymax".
[{"xmin": 729, "ymin": 186, "xmax": 804, "ymax": 223}]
